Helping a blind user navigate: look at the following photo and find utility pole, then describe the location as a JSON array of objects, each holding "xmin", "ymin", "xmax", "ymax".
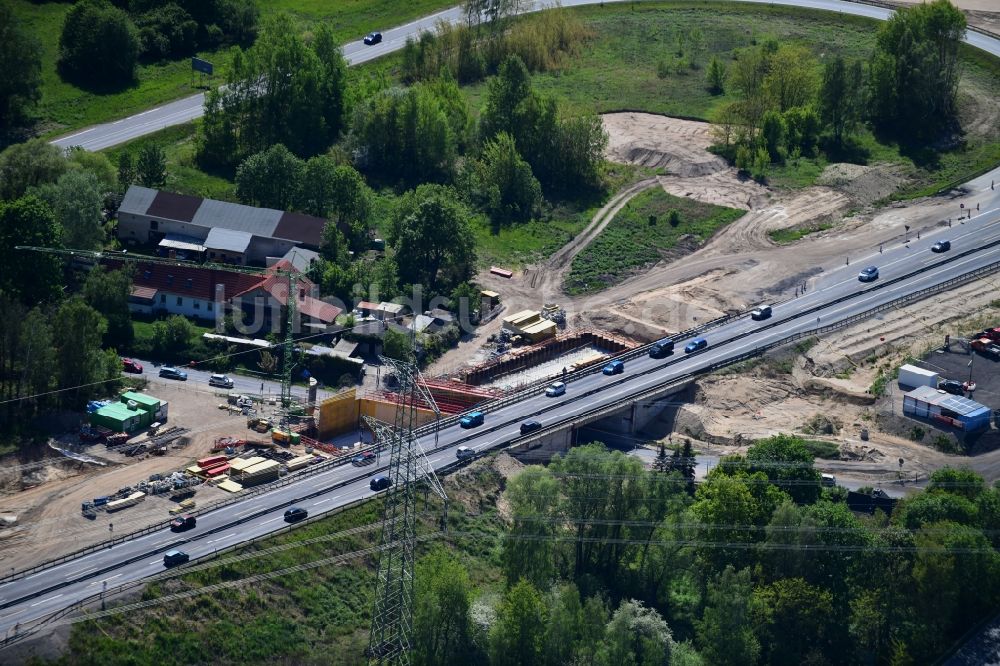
[{"xmin": 366, "ymin": 357, "xmax": 446, "ymax": 665}]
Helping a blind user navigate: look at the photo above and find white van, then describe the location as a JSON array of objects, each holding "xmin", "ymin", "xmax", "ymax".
[{"xmin": 209, "ymin": 374, "xmax": 234, "ymax": 388}]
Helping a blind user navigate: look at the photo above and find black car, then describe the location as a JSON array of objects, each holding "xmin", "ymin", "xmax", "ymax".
[
  {"xmin": 284, "ymin": 506, "xmax": 308, "ymax": 523},
  {"xmin": 931, "ymin": 240, "xmax": 951, "ymax": 253},
  {"xmin": 364, "ymin": 32, "xmax": 382, "ymax": 45},
  {"xmin": 163, "ymin": 550, "xmax": 190, "ymax": 567},
  {"xmin": 938, "ymin": 379, "xmax": 964, "ymax": 395},
  {"xmin": 370, "ymin": 475, "xmax": 392, "ymax": 492},
  {"xmin": 170, "ymin": 515, "xmax": 196, "ymax": 532},
  {"xmin": 520, "ymin": 420, "xmax": 542, "ymax": 435}
]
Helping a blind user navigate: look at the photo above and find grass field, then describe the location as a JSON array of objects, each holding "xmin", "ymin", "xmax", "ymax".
[
  {"xmin": 11, "ymin": 0, "xmax": 455, "ymax": 138},
  {"xmin": 768, "ymin": 222, "xmax": 834, "ymax": 244},
  {"xmin": 565, "ymin": 188, "xmax": 743, "ymax": 295},
  {"xmin": 52, "ymin": 467, "xmax": 507, "ymax": 665}
]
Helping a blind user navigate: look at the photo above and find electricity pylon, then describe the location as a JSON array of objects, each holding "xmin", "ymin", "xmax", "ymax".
[
  {"xmin": 15, "ymin": 246, "xmax": 301, "ymax": 410},
  {"xmin": 366, "ymin": 357, "xmax": 446, "ymax": 665}
]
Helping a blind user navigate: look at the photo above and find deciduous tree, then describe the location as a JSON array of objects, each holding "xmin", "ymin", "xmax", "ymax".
[
  {"xmin": 0, "ymin": 1, "xmax": 43, "ymax": 136},
  {"xmin": 36, "ymin": 170, "xmax": 105, "ymax": 251},
  {"xmin": 235, "ymin": 144, "xmax": 304, "ymax": 210},
  {"xmin": 58, "ymin": 0, "xmax": 140, "ymax": 89},
  {"xmin": 135, "ymin": 144, "xmax": 167, "ymax": 189}
]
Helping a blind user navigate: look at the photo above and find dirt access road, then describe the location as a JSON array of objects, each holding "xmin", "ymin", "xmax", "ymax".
[{"xmin": 469, "ymin": 111, "xmax": 994, "ymax": 346}]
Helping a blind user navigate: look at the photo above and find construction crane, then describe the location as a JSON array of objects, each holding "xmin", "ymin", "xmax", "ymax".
[{"xmin": 15, "ymin": 246, "xmax": 302, "ymax": 413}]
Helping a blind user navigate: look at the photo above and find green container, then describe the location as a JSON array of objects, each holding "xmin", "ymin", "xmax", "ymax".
[{"xmin": 290, "ymin": 432, "xmax": 301, "ymax": 445}]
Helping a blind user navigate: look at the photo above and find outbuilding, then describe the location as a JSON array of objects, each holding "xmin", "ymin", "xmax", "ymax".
[
  {"xmin": 902, "ymin": 385, "xmax": 991, "ymax": 433},
  {"xmin": 897, "ymin": 364, "xmax": 939, "ymax": 389}
]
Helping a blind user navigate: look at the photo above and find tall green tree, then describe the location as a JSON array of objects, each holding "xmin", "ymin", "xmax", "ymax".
[
  {"xmin": 472, "ymin": 131, "xmax": 541, "ymax": 226},
  {"xmin": 58, "ymin": 0, "xmax": 140, "ymax": 88},
  {"xmin": 235, "ymin": 144, "xmax": 304, "ymax": 210},
  {"xmin": 135, "ymin": 144, "xmax": 167, "ymax": 188},
  {"xmin": 0, "ymin": 0, "xmax": 43, "ymax": 136},
  {"xmin": 389, "ymin": 185, "xmax": 475, "ymax": 293},
  {"xmin": 0, "ymin": 139, "xmax": 68, "ymax": 201},
  {"xmin": 596, "ymin": 599, "xmax": 675, "ymax": 666},
  {"xmin": 696, "ymin": 566, "xmax": 760, "ymax": 666},
  {"xmin": 819, "ymin": 57, "xmax": 865, "ymax": 147},
  {"xmin": 412, "ymin": 550, "xmax": 473, "ymax": 666},
  {"xmin": 488, "ymin": 579, "xmax": 547, "ymax": 666},
  {"xmin": 706, "ymin": 56, "xmax": 726, "ymax": 95},
  {"xmin": 868, "ymin": 0, "xmax": 966, "ymax": 136},
  {"xmin": 152, "ymin": 315, "xmax": 195, "ymax": 361},
  {"xmin": 752, "ymin": 578, "xmax": 833, "ymax": 666},
  {"xmin": 503, "ymin": 466, "xmax": 561, "ymax": 588},
  {"xmin": 67, "ymin": 148, "xmax": 117, "ymax": 194},
  {"xmin": 0, "ymin": 195, "xmax": 63, "ymax": 304},
  {"xmin": 53, "ymin": 297, "xmax": 110, "ymax": 408},
  {"xmin": 36, "ymin": 170, "xmax": 105, "ymax": 251},
  {"xmin": 746, "ymin": 434, "xmax": 821, "ymax": 504},
  {"xmin": 354, "ymin": 84, "xmax": 457, "ymax": 185},
  {"xmin": 199, "ymin": 15, "xmax": 348, "ymax": 166},
  {"xmin": 83, "ymin": 268, "xmax": 133, "ymax": 350}
]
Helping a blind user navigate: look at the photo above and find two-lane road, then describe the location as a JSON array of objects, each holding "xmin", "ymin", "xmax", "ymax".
[{"xmin": 49, "ymin": 0, "xmax": 1000, "ymax": 152}]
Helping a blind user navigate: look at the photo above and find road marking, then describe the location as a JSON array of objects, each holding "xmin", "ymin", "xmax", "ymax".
[
  {"xmin": 261, "ymin": 517, "xmax": 281, "ymax": 525},
  {"xmin": 313, "ymin": 495, "xmax": 341, "ymax": 506},
  {"xmin": 70, "ymin": 566, "xmax": 98, "ymax": 578},
  {"xmin": 30, "ymin": 594, "xmax": 63, "ymax": 607},
  {"xmin": 205, "ymin": 532, "xmax": 237, "ymax": 545},
  {"xmin": 87, "ymin": 573, "xmax": 122, "ymax": 587},
  {"xmin": 234, "ymin": 508, "xmax": 256, "ymax": 518}
]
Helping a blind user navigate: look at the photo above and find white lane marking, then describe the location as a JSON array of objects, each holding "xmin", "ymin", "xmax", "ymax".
[
  {"xmin": 313, "ymin": 494, "xmax": 341, "ymax": 506},
  {"xmin": 30, "ymin": 594, "xmax": 63, "ymax": 607},
  {"xmin": 205, "ymin": 532, "xmax": 237, "ymax": 545},
  {"xmin": 87, "ymin": 573, "xmax": 122, "ymax": 587},
  {"xmin": 260, "ymin": 517, "xmax": 281, "ymax": 525},
  {"xmin": 234, "ymin": 508, "xmax": 256, "ymax": 518},
  {"xmin": 69, "ymin": 566, "xmax": 98, "ymax": 578}
]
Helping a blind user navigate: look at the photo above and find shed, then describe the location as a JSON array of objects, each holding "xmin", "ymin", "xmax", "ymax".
[
  {"xmin": 120, "ymin": 392, "xmax": 160, "ymax": 414},
  {"xmin": 897, "ymin": 364, "xmax": 939, "ymax": 389},
  {"xmin": 903, "ymin": 385, "xmax": 991, "ymax": 432},
  {"xmin": 91, "ymin": 402, "xmax": 144, "ymax": 433}
]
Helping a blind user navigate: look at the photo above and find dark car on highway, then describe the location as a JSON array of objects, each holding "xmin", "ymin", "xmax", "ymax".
[
  {"xmin": 520, "ymin": 420, "xmax": 542, "ymax": 436},
  {"xmin": 603, "ymin": 360, "xmax": 625, "ymax": 375},
  {"xmin": 370, "ymin": 475, "xmax": 392, "ymax": 492},
  {"xmin": 159, "ymin": 366, "xmax": 188, "ymax": 381},
  {"xmin": 684, "ymin": 338, "xmax": 708, "ymax": 354},
  {"xmin": 163, "ymin": 550, "xmax": 190, "ymax": 567},
  {"xmin": 170, "ymin": 515, "xmax": 196, "ymax": 532},
  {"xmin": 364, "ymin": 32, "xmax": 382, "ymax": 45},
  {"xmin": 931, "ymin": 240, "xmax": 951, "ymax": 253},
  {"xmin": 284, "ymin": 507, "xmax": 308, "ymax": 523}
]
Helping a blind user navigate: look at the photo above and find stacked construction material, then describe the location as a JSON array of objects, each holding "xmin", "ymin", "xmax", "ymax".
[
  {"xmin": 106, "ymin": 491, "xmax": 146, "ymax": 512},
  {"xmin": 234, "ymin": 459, "xmax": 280, "ymax": 486}
]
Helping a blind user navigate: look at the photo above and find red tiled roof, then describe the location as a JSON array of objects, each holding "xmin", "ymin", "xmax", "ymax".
[
  {"xmin": 146, "ymin": 191, "xmax": 202, "ymax": 222},
  {"xmin": 130, "ymin": 285, "xmax": 158, "ymax": 302},
  {"xmin": 232, "ymin": 261, "xmax": 340, "ymax": 324},
  {"xmin": 109, "ymin": 261, "xmax": 263, "ymax": 301}
]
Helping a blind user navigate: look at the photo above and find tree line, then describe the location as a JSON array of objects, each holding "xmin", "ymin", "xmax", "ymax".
[
  {"xmin": 711, "ymin": 0, "xmax": 966, "ymax": 181},
  {"xmin": 410, "ymin": 436, "xmax": 1000, "ymax": 665}
]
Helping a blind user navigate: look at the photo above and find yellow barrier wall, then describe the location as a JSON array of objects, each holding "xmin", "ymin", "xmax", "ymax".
[
  {"xmin": 358, "ymin": 398, "xmax": 439, "ymax": 429},
  {"xmin": 317, "ymin": 388, "xmax": 359, "ymax": 438}
]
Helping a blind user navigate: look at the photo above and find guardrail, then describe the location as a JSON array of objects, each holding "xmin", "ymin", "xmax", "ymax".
[
  {"xmin": 4, "ymin": 250, "xmax": 998, "ymax": 647},
  {"xmin": 0, "ymin": 440, "xmax": 385, "ymax": 588}
]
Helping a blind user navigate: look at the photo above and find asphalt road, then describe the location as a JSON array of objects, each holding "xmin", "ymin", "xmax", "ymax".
[
  {"xmin": 1, "ymin": 208, "xmax": 998, "ymax": 636},
  {"xmin": 48, "ymin": 0, "xmax": 1000, "ymax": 152},
  {"xmin": 122, "ymin": 356, "xmax": 335, "ymax": 405}
]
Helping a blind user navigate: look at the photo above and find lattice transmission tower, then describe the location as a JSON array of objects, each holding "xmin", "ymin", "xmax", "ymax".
[{"xmin": 366, "ymin": 357, "xmax": 446, "ymax": 665}]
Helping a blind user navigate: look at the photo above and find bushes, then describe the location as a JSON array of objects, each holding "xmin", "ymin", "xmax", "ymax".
[{"xmin": 58, "ymin": 0, "xmax": 140, "ymax": 89}]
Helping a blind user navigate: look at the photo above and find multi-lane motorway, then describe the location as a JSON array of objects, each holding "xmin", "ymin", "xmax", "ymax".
[
  {"xmin": 14, "ymin": 0, "xmax": 1000, "ymax": 646},
  {"xmin": 49, "ymin": 0, "xmax": 1000, "ymax": 152},
  {"xmin": 1, "ymin": 202, "xmax": 998, "ymax": 638}
]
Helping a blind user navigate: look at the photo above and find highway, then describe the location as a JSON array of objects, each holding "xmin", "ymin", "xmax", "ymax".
[
  {"xmin": 11, "ymin": 0, "xmax": 1000, "ymax": 646},
  {"xmin": 1, "ymin": 205, "xmax": 998, "ymax": 637},
  {"xmin": 48, "ymin": 0, "xmax": 1000, "ymax": 152}
]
